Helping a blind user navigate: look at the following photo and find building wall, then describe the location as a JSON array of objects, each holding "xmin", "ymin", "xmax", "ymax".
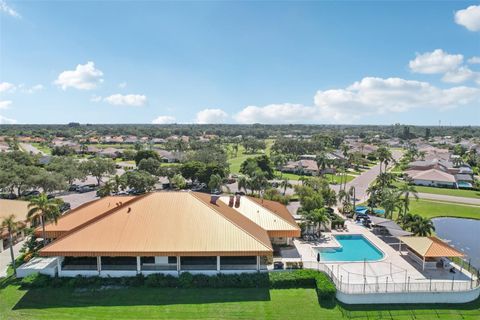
[
  {"xmin": 413, "ymin": 179, "xmax": 456, "ymax": 188},
  {"xmin": 337, "ymin": 287, "xmax": 480, "ymax": 304}
]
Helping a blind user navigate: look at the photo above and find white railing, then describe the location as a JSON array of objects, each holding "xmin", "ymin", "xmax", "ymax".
[{"xmin": 303, "ymin": 261, "xmax": 480, "ymax": 294}]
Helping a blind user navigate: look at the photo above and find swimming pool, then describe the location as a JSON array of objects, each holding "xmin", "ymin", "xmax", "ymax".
[{"xmin": 315, "ymin": 234, "xmax": 384, "ymax": 262}]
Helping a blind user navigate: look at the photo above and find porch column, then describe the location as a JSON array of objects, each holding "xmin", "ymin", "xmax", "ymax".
[
  {"xmin": 97, "ymin": 256, "xmax": 102, "ymax": 274},
  {"xmin": 56, "ymin": 257, "xmax": 62, "ymax": 276},
  {"xmin": 256, "ymin": 256, "xmax": 260, "ymax": 272},
  {"xmin": 422, "ymin": 257, "xmax": 425, "ymax": 271},
  {"xmin": 0, "ymin": 238, "xmax": 3, "ymax": 252},
  {"xmin": 176, "ymin": 256, "xmax": 181, "ymax": 272},
  {"xmin": 216, "ymin": 256, "xmax": 221, "ymax": 272},
  {"xmin": 136, "ymin": 256, "xmax": 141, "ymax": 274}
]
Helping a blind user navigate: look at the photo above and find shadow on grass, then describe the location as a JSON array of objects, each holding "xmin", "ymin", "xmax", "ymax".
[
  {"xmin": 338, "ymin": 296, "xmax": 480, "ymax": 318},
  {"xmin": 13, "ymin": 287, "xmax": 271, "ymax": 310}
]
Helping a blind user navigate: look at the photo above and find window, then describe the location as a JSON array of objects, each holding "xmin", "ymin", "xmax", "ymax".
[{"xmin": 168, "ymin": 256, "xmax": 177, "ymax": 264}]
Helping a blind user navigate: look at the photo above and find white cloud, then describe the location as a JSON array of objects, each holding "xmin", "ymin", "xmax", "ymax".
[
  {"xmin": 455, "ymin": 5, "xmax": 480, "ymax": 32},
  {"xmin": 0, "ymin": 0, "xmax": 20, "ymax": 18},
  {"xmin": 234, "ymin": 77, "xmax": 480, "ymax": 124},
  {"xmin": 118, "ymin": 82, "xmax": 127, "ymax": 89},
  {"xmin": 0, "ymin": 100, "xmax": 12, "ymax": 109},
  {"xmin": 23, "ymin": 84, "xmax": 44, "ymax": 94},
  {"xmin": 152, "ymin": 115, "xmax": 176, "ymax": 124},
  {"xmin": 104, "ymin": 94, "xmax": 147, "ymax": 107},
  {"xmin": 409, "ymin": 49, "xmax": 463, "ymax": 74},
  {"xmin": 0, "ymin": 82, "xmax": 15, "ymax": 93},
  {"xmin": 0, "ymin": 114, "xmax": 16, "ymax": 124},
  {"xmin": 234, "ymin": 103, "xmax": 317, "ymax": 124},
  {"xmin": 54, "ymin": 61, "xmax": 104, "ymax": 90},
  {"xmin": 468, "ymin": 57, "xmax": 480, "ymax": 64},
  {"xmin": 195, "ymin": 108, "xmax": 229, "ymax": 124},
  {"xmin": 442, "ymin": 66, "xmax": 479, "ymax": 84}
]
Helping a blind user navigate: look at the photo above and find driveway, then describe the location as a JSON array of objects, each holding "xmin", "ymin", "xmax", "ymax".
[
  {"xmin": 60, "ymin": 191, "xmax": 98, "ymax": 209},
  {"xmin": 0, "ymin": 240, "xmax": 24, "ymax": 278}
]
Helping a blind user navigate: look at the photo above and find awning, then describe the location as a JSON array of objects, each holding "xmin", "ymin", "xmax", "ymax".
[
  {"xmin": 370, "ymin": 216, "xmax": 413, "ymax": 237},
  {"xmin": 398, "ymin": 236, "xmax": 464, "ymax": 258}
]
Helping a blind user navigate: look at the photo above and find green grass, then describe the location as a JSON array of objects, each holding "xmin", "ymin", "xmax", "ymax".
[
  {"xmin": 30, "ymin": 143, "xmax": 51, "ymax": 155},
  {"xmin": 0, "ymin": 277, "xmax": 479, "ymax": 320},
  {"xmin": 413, "ymin": 186, "xmax": 480, "ymax": 199},
  {"xmin": 407, "ymin": 199, "xmax": 480, "ymax": 220}
]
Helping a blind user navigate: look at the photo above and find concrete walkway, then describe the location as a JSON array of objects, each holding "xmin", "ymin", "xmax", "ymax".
[
  {"xmin": 0, "ymin": 240, "xmax": 25, "ymax": 277},
  {"xmin": 418, "ymin": 193, "xmax": 480, "ymax": 206}
]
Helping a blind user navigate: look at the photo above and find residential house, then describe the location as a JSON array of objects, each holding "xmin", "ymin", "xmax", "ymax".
[{"xmin": 0, "ymin": 200, "xmax": 30, "ymax": 252}]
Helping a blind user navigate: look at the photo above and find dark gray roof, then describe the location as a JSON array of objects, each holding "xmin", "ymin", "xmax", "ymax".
[{"xmin": 455, "ymin": 174, "xmax": 474, "ymax": 182}]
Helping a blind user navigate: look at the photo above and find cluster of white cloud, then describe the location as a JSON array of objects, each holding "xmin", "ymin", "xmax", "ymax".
[
  {"xmin": 0, "ymin": 100, "xmax": 12, "ymax": 109},
  {"xmin": 0, "ymin": 115, "xmax": 16, "ymax": 124},
  {"xmin": 0, "ymin": 0, "xmax": 20, "ymax": 18},
  {"xmin": 152, "ymin": 115, "xmax": 176, "ymax": 124},
  {"xmin": 195, "ymin": 108, "xmax": 229, "ymax": 124},
  {"xmin": 103, "ymin": 94, "xmax": 147, "ymax": 107},
  {"xmin": 409, "ymin": 49, "xmax": 480, "ymax": 85},
  {"xmin": 54, "ymin": 61, "xmax": 104, "ymax": 90},
  {"xmin": 231, "ymin": 77, "xmax": 480, "ymax": 124},
  {"xmin": 455, "ymin": 5, "xmax": 480, "ymax": 32}
]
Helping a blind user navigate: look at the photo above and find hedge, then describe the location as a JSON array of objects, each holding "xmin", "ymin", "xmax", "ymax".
[{"xmin": 20, "ymin": 270, "xmax": 336, "ymax": 301}]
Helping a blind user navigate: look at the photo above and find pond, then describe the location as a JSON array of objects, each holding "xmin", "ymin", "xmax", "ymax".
[{"xmin": 432, "ymin": 217, "xmax": 480, "ymax": 269}]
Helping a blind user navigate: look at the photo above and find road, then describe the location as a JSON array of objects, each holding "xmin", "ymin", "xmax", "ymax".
[
  {"xmin": 0, "ymin": 240, "xmax": 24, "ymax": 278},
  {"xmin": 19, "ymin": 143, "xmax": 45, "ymax": 155},
  {"xmin": 331, "ymin": 149, "xmax": 403, "ymax": 203},
  {"xmin": 417, "ymin": 193, "xmax": 480, "ymax": 206}
]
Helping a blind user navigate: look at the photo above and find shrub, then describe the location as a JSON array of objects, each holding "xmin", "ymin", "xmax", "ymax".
[
  {"xmin": 20, "ymin": 273, "xmax": 50, "ymax": 288},
  {"xmin": 178, "ymin": 272, "xmax": 194, "ymax": 288},
  {"xmin": 315, "ymin": 273, "xmax": 336, "ymax": 301}
]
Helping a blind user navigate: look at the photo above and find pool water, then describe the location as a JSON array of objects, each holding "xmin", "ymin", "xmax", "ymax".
[{"xmin": 316, "ymin": 235, "xmax": 384, "ymax": 262}]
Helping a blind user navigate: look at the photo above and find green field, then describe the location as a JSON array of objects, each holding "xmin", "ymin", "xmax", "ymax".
[
  {"xmin": 1, "ymin": 277, "xmax": 479, "ymax": 320},
  {"xmin": 29, "ymin": 143, "xmax": 51, "ymax": 155},
  {"xmin": 407, "ymin": 199, "xmax": 480, "ymax": 220},
  {"xmin": 414, "ymin": 186, "xmax": 480, "ymax": 199}
]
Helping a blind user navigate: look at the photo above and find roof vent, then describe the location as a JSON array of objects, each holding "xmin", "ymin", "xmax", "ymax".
[
  {"xmin": 127, "ymin": 207, "xmax": 132, "ymax": 213},
  {"xmin": 210, "ymin": 195, "xmax": 220, "ymax": 204},
  {"xmin": 228, "ymin": 195, "xmax": 234, "ymax": 207}
]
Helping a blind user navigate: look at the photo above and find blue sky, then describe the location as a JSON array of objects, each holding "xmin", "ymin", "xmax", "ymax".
[{"xmin": 1, "ymin": 1, "xmax": 479, "ymax": 125}]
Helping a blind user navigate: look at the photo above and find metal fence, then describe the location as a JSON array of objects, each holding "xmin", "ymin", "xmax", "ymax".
[{"xmin": 303, "ymin": 261, "xmax": 480, "ymax": 294}]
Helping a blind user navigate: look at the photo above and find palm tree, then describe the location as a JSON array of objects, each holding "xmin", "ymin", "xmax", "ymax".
[
  {"xmin": 27, "ymin": 193, "xmax": 62, "ymax": 246},
  {"xmin": 280, "ymin": 178, "xmax": 292, "ymax": 196},
  {"xmin": 1, "ymin": 215, "xmax": 23, "ymax": 276},
  {"xmin": 316, "ymin": 152, "xmax": 328, "ymax": 177},
  {"xmin": 337, "ymin": 189, "xmax": 351, "ymax": 213},
  {"xmin": 237, "ymin": 175, "xmax": 249, "ymax": 194},
  {"xmin": 380, "ymin": 189, "xmax": 402, "ymax": 220},
  {"xmin": 376, "ymin": 147, "xmax": 393, "ymax": 174},
  {"xmin": 304, "ymin": 208, "xmax": 331, "ymax": 236},
  {"xmin": 397, "ymin": 183, "xmax": 418, "ymax": 216},
  {"xmin": 408, "ymin": 214, "xmax": 435, "ymax": 236},
  {"xmin": 396, "ymin": 212, "xmax": 415, "ymax": 229}
]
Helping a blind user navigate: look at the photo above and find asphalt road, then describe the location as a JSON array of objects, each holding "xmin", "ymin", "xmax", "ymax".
[{"xmin": 417, "ymin": 193, "xmax": 480, "ymax": 206}]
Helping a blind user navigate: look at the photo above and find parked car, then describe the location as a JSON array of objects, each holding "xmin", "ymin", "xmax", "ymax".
[
  {"xmin": 68, "ymin": 184, "xmax": 80, "ymax": 192},
  {"xmin": 47, "ymin": 194, "xmax": 55, "ymax": 199},
  {"xmin": 21, "ymin": 190, "xmax": 40, "ymax": 197},
  {"xmin": 191, "ymin": 183, "xmax": 207, "ymax": 192},
  {"xmin": 211, "ymin": 189, "xmax": 222, "ymax": 195},
  {"xmin": 59, "ymin": 202, "xmax": 71, "ymax": 212},
  {"xmin": 77, "ymin": 185, "xmax": 94, "ymax": 193},
  {"xmin": 0, "ymin": 193, "xmax": 17, "ymax": 199},
  {"xmin": 273, "ymin": 261, "xmax": 284, "ymax": 270}
]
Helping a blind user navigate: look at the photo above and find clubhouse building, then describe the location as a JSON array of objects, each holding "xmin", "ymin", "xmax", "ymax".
[{"xmin": 35, "ymin": 192, "xmax": 300, "ymax": 277}]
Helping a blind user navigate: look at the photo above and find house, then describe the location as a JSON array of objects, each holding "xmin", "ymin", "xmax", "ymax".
[
  {"xmin": 33, "ymin": 192, "xmax": 300, "ymax": 277},
  {"xmin": 155, "ymin": 149, "xmax": 183, "ymax": 163},
  {"xmin": 98, "ymin": 147, "xmax": 122, "ymax": 158},
  {"xmin": 281, "ymin": 159, "xmax": 318, "ymax": 176},
  {"xmin": 0, "ymin": 200, "xmax": 30, "ymax": 252},
  {"xmin": 405, "ymin": 169, "xmax": 457, "ymax": 188}
]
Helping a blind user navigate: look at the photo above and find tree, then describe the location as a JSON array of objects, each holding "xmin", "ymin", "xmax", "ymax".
[
  {"xmin": 27, "ymin": 193, "xmax": 62, "ymax": 246},
  {"xmin": 81, "ymin": 157, "xmax": 116, "ymax": 186},
  {"xmin": 379, "ymin": 189, "xmax": 402, "ymax": 220},
  {"xmin": 237, "ymin": 175, "xmax": 249, "ymax": 194},
  {"xmin": 304, "ymin": 208, "xmax": 330, "ymax": 236},
  {"xmin": 208, "ymin": 174, "xmax": 223, "ymax": 192},
  {"xmin": 31, "ymin": 170, "xmax": 67, "ymax": 193},
  {"xmin": 120, "ymin": 170, "xmax": 157, "ymax": 193},
  {"xmin": 138, "ymin": 158, "xmax": 162, "ymax": 176},
  {"xmin": 171, "ymin": 174, "xmax": 186, "ymax": 190},
  {"xmin": 1, "ymin": 215, "xmax": 23, "ymax": 276},
  {"xmin": 280, "ymin": 178, "xmax": 292, "ymax": 196},
  {"xmin": 47, "ymin": 157, "xmax": 86, "ymax": 185},
  {"xmin": 134, "ymin": 150, "xmax": 160, "ymax": 166},
  {"xmin": 315, "ymin": 152, "xmax": 328, "ymax": 176},
  {"xmin": 240, "ymin": 155, "xmax": 274, "ymax": 179},
  {"xmin": 376, "ymin": 146, "xmax": 393, "ymax": 174},
  {"xmin": 397, "ymin": 183, "xmax": 418, "ymax": 216},
  {"xmin": 408, "ymin": 215, "xmax": 435, "ymax": 236}
]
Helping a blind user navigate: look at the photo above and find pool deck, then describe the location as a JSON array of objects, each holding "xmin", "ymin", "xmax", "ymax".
[{"xmin": 294, "ymin": 220, "xmax": 475, "ymax": 285}]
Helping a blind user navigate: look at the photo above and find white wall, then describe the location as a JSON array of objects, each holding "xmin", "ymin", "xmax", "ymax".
[
  {"xmin": 59, "ymin": 270, "xmax": 99, "ymax": 277},
  {"xmin": 336, "ymin": 287, "xmax": 480, "ymax": 304}
]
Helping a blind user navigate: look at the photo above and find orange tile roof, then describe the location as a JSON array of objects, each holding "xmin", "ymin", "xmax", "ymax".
[
  {"xmin": 35, "ymin": 196, "xmax": 136, "ymax": 239},
  {"xmin": 399, "ymin": 236, "xmax": 464, "ymax": 258},
  {"xmin": 40, "ymin": 192, "xmax": 272, "ymax": 257}
]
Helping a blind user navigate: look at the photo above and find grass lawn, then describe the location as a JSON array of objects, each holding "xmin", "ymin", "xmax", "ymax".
[
  {"xmin": 1, "ymin": 277, "xmax": 479, "ymax": 320},
  {"xmin": 30, "ymin": 143, "xmax": 51, "ymax": 155},
  {"xmin": 414, "ymin": 186, "xmax": 480, "ymax": 199},
  {"xmin": 407, "ymin": 199, "xmax": 480, "ymax": 220}
]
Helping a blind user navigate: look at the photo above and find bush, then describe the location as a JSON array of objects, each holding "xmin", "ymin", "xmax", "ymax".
[
  {"xmin": 20, "ymin": 273, "xmax": 51, "ymax": 288},
  {"xmin": 315, "ymin": 273, "xmax": 336, "ymax": 301}
]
